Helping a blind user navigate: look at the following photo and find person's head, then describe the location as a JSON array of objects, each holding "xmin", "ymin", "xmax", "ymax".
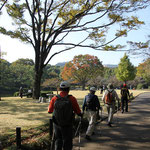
[
  {"xmin": 107, "ymin": 83, "xmax": 113, "ymax": 89},
  {"xmin": 59, "ymin": 81, "xmax": 70, "ymax": 92},
  {"xmin": 89, "ymin": 87, "xmax": 96, "ymax": 94},
  {"xmin": 123, "ymin": 84, "xmax": 127, "ymax": 88}
]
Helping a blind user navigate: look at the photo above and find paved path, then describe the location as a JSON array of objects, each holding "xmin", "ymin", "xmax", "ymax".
[{"xmin": 73, "ymin": 92, "xmax": 150, "ymax": 150}]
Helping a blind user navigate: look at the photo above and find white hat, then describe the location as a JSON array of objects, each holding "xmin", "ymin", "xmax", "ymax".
[
  {"xmin": 60, "ymin": 81, "xmax": 70, "ymax": 88},
  {"xmin": 90, "ymin": 87, "xmax": 96, "ymax": 91}
]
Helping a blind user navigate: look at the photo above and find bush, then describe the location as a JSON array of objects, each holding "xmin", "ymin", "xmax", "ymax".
[
  {"xmin": 14, "ymin": 92, "xmax": 19, "ymax": 97},
  {"xmin": 137, "ymin": 83, "xmax": 143, "ymax": 89}
]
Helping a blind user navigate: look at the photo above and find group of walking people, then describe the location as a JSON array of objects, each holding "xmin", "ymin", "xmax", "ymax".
[{"xmin": 48, "ymin": 81, "xmax": 130, "ymax": 150}]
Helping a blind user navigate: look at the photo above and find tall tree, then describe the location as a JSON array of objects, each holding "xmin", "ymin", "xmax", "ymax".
[
  {"xmin": 115, "ymin": 53, "xmax": 136, "ymax": 83},
  {"xmin": 10, "ymin": 59, "xmax": 34, "ymax": 89},
  {"xmin": 0, "ymin": 0, "xmax": 149, "ymax": 98},
  {"xmin": 136, "ymin": 58, "xmax": 150, "ymax": 84},
  {"xmin": 0, "ymin": 59, "xmax": 12, "ymax": 91},
  {"xmin": 61, "ymin": 54, "xmax": 103, "ymax": 90}
]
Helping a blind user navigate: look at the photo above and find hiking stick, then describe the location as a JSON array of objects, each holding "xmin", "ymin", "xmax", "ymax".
[
  {"xmin": 50, "ymin": 132, "xmax": 55, "ymax": 150},
  {"xmin": 75, "ymin": 117, "xmax": 82, "ymax": 137},
  {"xmin": 99, "ymin": 108, "xmax": 102, "ymax": 135},
  {"xmin": 74, "ymin": 117, "xmax": 82, "ymax": 150}
]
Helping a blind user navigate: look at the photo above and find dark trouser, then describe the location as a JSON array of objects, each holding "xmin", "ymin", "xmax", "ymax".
[
  {"xmin": 121, "ymin": 98, "xmax": 128, "ymax": 112},
  {"xmin": 53, "ymin": 123, "xmax": 73, "ymax": 150}
]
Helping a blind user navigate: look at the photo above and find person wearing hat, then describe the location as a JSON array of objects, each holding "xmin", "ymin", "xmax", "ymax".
[
  {"xmin": 82, "ymin": 87, "xmax": 101, "ymax": 140},
  {"xmin": 102, "ymin": 83, "xmax": 119, "ymax": 127},
  {"xmin": 121, "ymin": 84, "xmax": 130, "ymax": 113},
  {"xmin": 48, "ymin": 81, "xmax": 82, "ymax": 150}
]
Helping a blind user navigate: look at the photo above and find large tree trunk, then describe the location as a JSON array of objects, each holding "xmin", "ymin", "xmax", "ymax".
[
  {"xmin": 32, "ymin": 50, "xmax": 44, "ymax": 99},
  {"xmin": 33, "ymin": 70, "xmax": 43, "ymax": 99},
  {"xmin": 81, "ymin": 82, "xmax": 86, "ymax": 90}
]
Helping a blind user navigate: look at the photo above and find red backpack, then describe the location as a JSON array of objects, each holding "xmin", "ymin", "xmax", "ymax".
[{"xmin": 105, "ymin": 90, "xmax": 114, "ymax": 104}]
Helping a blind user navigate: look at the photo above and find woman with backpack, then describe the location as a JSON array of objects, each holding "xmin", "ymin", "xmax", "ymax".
[{"xmin": 102, "ymin": 83, "xmax": 120, "ymax": 127}]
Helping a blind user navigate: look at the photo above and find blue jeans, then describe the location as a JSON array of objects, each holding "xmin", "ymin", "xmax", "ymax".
[{"xmin": 53, "ymin": 123, "xmax": 73, "ymax": 150}]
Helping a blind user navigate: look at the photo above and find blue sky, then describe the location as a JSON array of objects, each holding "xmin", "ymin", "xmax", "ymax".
[{"xmin": 0, "ymin": 4, "xmax": 150, "ymax": 67}]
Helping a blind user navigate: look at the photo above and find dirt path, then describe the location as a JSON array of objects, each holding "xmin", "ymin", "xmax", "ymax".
[{"xmin": 73, "ymin": 92, "xmax": 150, "ymax": 150}]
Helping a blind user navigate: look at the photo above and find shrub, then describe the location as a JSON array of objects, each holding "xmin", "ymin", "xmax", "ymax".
[
  {"xmin": 14, "ymin": 92, "xmax": 19, "ymax": 97},
  {"xmin": 137, "ymin": 83, "xmax": 143, "ymax": 89}
]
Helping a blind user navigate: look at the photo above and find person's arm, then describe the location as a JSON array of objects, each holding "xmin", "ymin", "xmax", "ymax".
[
  {"xmin": 95, "ymin": 95, "xmax": 101, "ymax": 110},
  {"xmin": 82, "ymin": 96, "xmax": 87, "ymax": 113},
  {"xmin": 70, "ymin": 96, "xmax": 81, "ymax": 115},
  {"xmin": 120, "ymin": 89, "xmax": 123, "ymax": 96},
  {"xmin": 114, "ymin": 91, "xmax": 120, "ymax": 110},
  {"xmin": 48, "ymin": 96, "xmax": 56, "ymax": 113},
  {"xmin": 127, "ymin": 89, "xmax": 130, "ymax": 98},
  {"xmin": 102, "ymin": 91, "xmax": 106, "ymax": 104}
]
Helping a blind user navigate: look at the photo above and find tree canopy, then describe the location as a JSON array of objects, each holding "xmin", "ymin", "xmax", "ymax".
[
  {"xmin": 61, "ymin": 54, "xmax": 103, "ymax": 90},
  {"xmin": 137, "ymin": 58, "xmax": 150, "ymax": 84},
  {"xmin": 0, "ymin": 0, "xmax": 150, "ymax": 98},
  {"xmin": 115, "ymin": 53, "xmax": 136, "ymax": 83}
]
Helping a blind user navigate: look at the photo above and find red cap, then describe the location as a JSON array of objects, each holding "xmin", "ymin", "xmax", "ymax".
[{"xmin": 123, "ymin": 84, "xmax": 127, "ymax": 87}]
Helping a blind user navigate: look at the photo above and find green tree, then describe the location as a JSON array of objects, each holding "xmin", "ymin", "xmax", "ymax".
[
  {"xmin": 104, "ymin": 67, "xmax": 116, "ymax": 79},
  {"xmin": 0, "ymin": 59, "xmax": 14, "ymax": 96},
  {"xmin": 0, "ymin": 0, "xmax": 149, "ymax": 98},
  {"xmin": 61, "ymin": 54, "xmax": 103, "ymax": 90},
  {"xmin": 115, "ymin": 53, "xmax": 136, "ymax": 83},
  {"xmin": 10, "ymin": 58, "xmax": 34, "ymax": 89},
  {"xmin": 137, "ymin": 58, "xmax": 150, "ymax": 84}
]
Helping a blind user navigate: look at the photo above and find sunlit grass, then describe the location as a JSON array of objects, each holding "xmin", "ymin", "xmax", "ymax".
[{"xmin": 0, "ymin": 89, "xmax": 149, "ymax": 136}]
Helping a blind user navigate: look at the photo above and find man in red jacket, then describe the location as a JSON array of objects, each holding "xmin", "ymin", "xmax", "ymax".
[{"xmin": 48, "ymin": 81, "xmax": 82, "ymax": 150}]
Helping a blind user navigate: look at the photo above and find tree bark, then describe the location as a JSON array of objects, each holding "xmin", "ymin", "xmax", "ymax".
[
  {"xmin": 32, "ymin": 49, "xmax": 44, "ymax": 99},
  {"xmin": 33, "ymin": 70, "xmax": 42, "ymax": 99}
]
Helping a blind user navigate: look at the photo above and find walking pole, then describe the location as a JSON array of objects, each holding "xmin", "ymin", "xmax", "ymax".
[
  {"xmin": 116, "ymin": 101, "xmax": 120, "ymax": 125},
  {"xmin": 75, "ymin": 117, "xmax": 82, "ymax": 150},
  {"xmin": 50, "ymin": 131, "xmax": 55, "ymax": 150},
  {"xmin": 99, "ymin": 108, "xmax": 103, "ymax": 135}
]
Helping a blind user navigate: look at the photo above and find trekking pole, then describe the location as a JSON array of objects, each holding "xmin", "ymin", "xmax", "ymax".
[
  {"xmin": 75, "ymin": 117, "xmax": 82, "ymax": 150},
  {"xmin": 75, "ymin": 117, "xmax": 82, "ymax": 137},
  {"xmin": 50, "ymin": 131, "xmax": 55, "ymax": 150},
  {"xmin": 116, "ymin": 102, "xmax": 120, "ymax": 125},
  {"xmin": 98, "ymin": 108, "xmax": 102, "ymax": 135}
]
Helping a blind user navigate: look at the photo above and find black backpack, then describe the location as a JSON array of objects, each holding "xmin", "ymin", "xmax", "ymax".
[
  {"xmin": 86, "ymin": 94, "xmax": 96, "ymax": 110},
  {"xmin": 53, "ymin": 95, "xmax": 73, "ymax": 126},
  {"xmin": 122, "ymin": 88, "xmax": 128, "ymax": 98}
]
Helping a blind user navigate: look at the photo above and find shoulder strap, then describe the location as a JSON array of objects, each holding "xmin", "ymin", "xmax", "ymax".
[
  {"xmin": 56, "ymin": 94, "xmax": 72, "ymax": 99},
  {"xmin": 56, "ymin": 94, "xmax": 61, "ymax": 98}
]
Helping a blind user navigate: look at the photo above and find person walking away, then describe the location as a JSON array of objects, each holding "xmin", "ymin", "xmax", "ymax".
[
  {"xmin": 48, "ymin": 81, "xmax": 82, "ymax": 150},
  {"xmin": 102, "ymin": 83, "xmax": 119, "ymax": 127},
  {"xmin": 100, "ymin": 86, "xmax": 103, "ymax": 94},
  {"xmin": 121, "ymin": 84, "xmax": 130, "ymax": 113},
  {"xmin": 82, "ymin": 87, "xmax": 101, "ymax": 140},
  {"xmin": 19, "ymin": 87, "xmax": 23, "ymax": 98}
]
